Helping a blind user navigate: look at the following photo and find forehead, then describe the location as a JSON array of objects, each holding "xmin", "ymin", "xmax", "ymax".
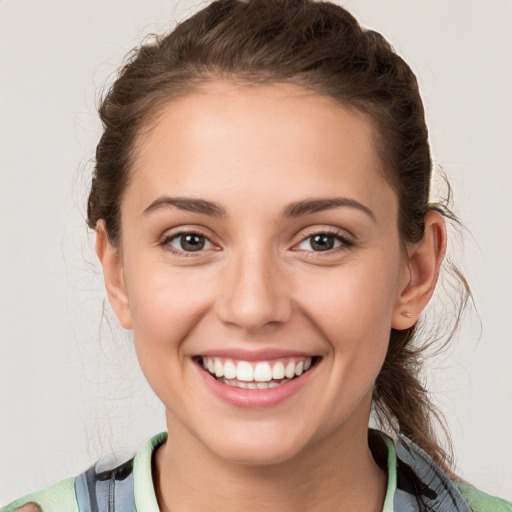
[{"xmin": 127, "ymin": 80, "xmax": 397, "ymax": 219}]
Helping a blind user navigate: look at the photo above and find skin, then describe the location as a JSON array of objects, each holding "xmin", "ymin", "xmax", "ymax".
[{"xmin": 97, "ymin": 81, "xmax": 446, "ymax": 512}]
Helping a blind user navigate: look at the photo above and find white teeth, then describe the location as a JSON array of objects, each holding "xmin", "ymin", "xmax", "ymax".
[
  {"xmin": 201, "ymin": 356, "xmax": 315, "ymax": 385},
  {"xmin": 221, "ymin": 378, "xmax": 292, "ymax": 389},
  {"xmin": 224, "ymin": 360, "xmax": 237, "ymax": 379},
  {"xmin": 272, "ymin": 361, "xmax": 285, "ymax": 380},
  {"xmin": 285, "ymin": 361, "xmax": 296, "ymax": 379},
  {"xmin": 254, "ymin": 362, "xmax": 272, "ymax": 382},
  {"xmin": 214, "ymin": 359, "xmax": 224, "ymax": 378},
  {"xmin": 236, "ymin": 361, "xmax": 254, "ymax": 381}
]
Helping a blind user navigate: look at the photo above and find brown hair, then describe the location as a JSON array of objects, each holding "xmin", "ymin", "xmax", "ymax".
[{"xmin": 87, "ymin": 0, "xmax": 468, "ymax": 474}]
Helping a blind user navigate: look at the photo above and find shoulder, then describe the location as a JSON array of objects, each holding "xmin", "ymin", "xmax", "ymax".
[
  {"xmin": 1, "ymin": 433, "xmax": 167, "ymax": 512},
  {"xmin": 377, "ymin": 430, "xmax": 512, "ymax": 512},
  {"xmin": 456, "ymin": 481, "xmax": 512, "ymax": 512},
  {"xmin": 0, "ymin": 456, "xmax": 136, "ymax": 512},
  {"xmin": 0, "ymin": 478, "xmax": 78, "ymax": 512}
]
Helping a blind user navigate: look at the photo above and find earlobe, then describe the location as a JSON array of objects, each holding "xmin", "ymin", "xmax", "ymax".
[
  {"xmin": 95, "ymin": 221, "xmax": 132, "ymax": 330},
  {"xmin": 392, "ymin": 210, "xmax": 446, "ymax": 330}
]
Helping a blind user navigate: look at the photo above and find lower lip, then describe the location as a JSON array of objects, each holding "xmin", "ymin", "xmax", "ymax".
[{"xmin": 197, "ymin": 362, "xmax": 316, "ymax": 409}]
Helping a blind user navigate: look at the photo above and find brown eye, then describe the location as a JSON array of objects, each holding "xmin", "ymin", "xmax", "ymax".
[
  {"xmin": 297, "ymin": 233, "xmax": 345, "ymax": 252},
  {"xmin": 167, "ymin": 233, "xmax": 212, "ymax": 252},
  {"xmin": 181, "ymin": 234, "xmax": 205, "ymax": 251},
  {"xmin": 310, "ymin": 234, "xmax": 335, "ymax": 251}
]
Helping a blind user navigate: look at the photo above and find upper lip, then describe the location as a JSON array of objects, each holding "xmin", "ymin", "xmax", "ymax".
[{"xmin": 196, "ymin": 348, "xmax": 319, "ymax": 361}]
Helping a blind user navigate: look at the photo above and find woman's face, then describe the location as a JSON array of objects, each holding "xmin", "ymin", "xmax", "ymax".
[{"xmin": 109, "ymin": 81, "xmax": 410, "ymax": 464}]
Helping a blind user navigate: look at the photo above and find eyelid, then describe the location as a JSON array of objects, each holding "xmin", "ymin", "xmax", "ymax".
[
  {"xmin": 159, "ymin": 226, "xmax": 220, "ymax": 256},
  {"xmin": 158, "ymin": 225, "xmax": 355, "ymax": 256},
  {"xmin": 168, "ymin": 233, "xmax": 213, "ymax": 251},
  {"xmin": 291, "ymin": 227, "xmax": 355, "ymax": 253}
]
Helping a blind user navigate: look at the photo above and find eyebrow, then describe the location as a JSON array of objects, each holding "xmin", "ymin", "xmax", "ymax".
[
  {"xmin": 143, "ymin": 195, "xmax": 375, "ymax": 222},
  {"xmin": 283, "ymin": 197, "xmax": 376, "ymax": 222},
  {"xmin": 143, "ymin": 197, "xmax": 227, "ymax": 217}
]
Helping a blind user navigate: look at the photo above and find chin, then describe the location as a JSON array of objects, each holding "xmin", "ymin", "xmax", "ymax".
[
  {"xmin": 215, "ymin": 441, "xmax": 304, "ymax": 466},
  {"xmin": 202, "ymin": 423, "xmax": 312, "ymax": 466}
]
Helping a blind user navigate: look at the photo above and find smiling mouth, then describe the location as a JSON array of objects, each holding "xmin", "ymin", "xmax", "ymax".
[{"xmin": 197, "ymin": 355, "xmax": 320, "ymax": 389}]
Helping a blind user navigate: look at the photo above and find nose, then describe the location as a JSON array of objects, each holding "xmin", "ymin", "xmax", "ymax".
[{"xmin": 215, "ymin": 248, "xmax": 292, "ymax": 333}]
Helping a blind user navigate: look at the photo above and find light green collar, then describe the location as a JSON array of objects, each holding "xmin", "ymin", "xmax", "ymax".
[
  {"xmin": 381, "ymin": 433, "xmax": 398, "ymax": 512},
  {"xmin": 133, "ymin": 432, "xmax": 168, "ymax": 512}
]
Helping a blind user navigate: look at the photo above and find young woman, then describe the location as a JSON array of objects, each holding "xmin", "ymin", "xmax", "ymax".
[{"xmin": 2, "ymin": 0, "xmax": 511, "ymax": 511}]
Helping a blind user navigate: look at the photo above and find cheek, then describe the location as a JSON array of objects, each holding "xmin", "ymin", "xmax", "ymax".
[
  {"xmin": 122, "ymin": 263, "xmax": 219, "ymax": 408},
  {"xmin": 293, "ymin": 251, "xmax": 402, "ymax": 362},
  {"xmin": 123, "ymin": 261, "xmax": 216, "ymax": 355},
  {"xmin": 301, "ymin": 262, "xmax": 398, "ymax": 326}
]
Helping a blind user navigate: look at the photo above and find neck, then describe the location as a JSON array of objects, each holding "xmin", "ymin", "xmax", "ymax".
[{"xmin": 154, "ymin": 414, "xmax": 387, "ymax": 512}]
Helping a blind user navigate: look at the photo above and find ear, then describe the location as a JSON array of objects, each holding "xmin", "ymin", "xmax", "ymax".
[
  {"xmin": 392, "ymin": 210, "xmax": 446, "ymax": 330},
  {"xmin": 95, "ymin": 221, "xmax": 132, "ymax": 329}
]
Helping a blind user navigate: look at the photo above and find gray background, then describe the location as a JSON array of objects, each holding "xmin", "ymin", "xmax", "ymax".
[{"xmin": 1, "ymin": 0, "xmax": 511, "ymax": 503}]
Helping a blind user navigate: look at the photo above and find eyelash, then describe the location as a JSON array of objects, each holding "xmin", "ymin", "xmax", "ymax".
[
  {"xmin": 160, "ymin": 229, "xmax": 354, "ymax": 257},
  {"xmin": 294, "ymin": 229, "xmax": 354, "ymax": 255},
  {"xmin": 160, "ymin": 230, "xmax": 216, "ymax": 257}
]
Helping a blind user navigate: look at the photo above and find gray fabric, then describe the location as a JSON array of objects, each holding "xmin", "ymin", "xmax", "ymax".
[
  {"xmin": 394, "ymin": 488, "xmax": 424, "ymax": 512},
  {"xmin": 75, "ymin": 459, "xmax": 136, "ymax": 512},
  {"xmin": 394, "ymin": 434, "xmax": 472, "ymax": 512}
]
